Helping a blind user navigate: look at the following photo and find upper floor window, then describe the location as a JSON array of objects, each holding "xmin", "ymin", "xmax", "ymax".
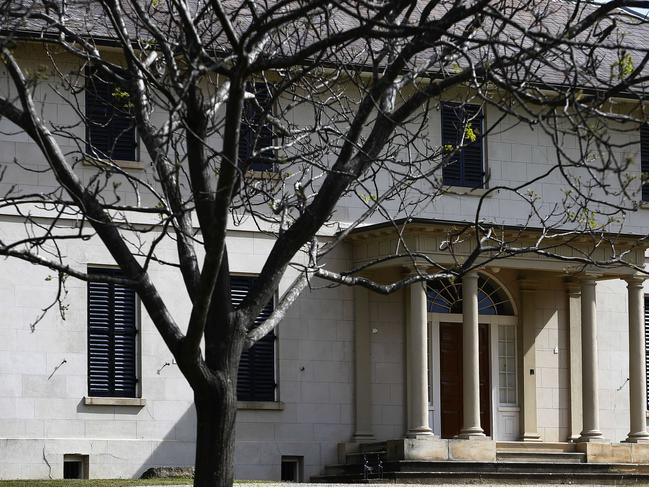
[
  {"xmin": 87, "ymin": 267, "xmax": 138, "ymax": 398},
  {"xmin": 231, "ymin": 275, "xmax": 277, "ymax": 402},
  {"xmin": 85, "ymin": 70, "xmax": 137, "ymax": 162},
  {"xmin": 239, "ymin": 83, "xmax": 276, "ymax": 172},
  {"xmin": 441, "ymin": 102, "xmax": 484, "ymax": 188},
  {"xmin": 641, "ymin": 124, "xmax": 649, "ymax": 202}
]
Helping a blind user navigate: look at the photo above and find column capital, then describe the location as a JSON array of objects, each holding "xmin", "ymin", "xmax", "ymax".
[
  {"xmin": 563, "ymin": 277, "xmax": 581, "ymax": 295},
  {"xmin": 463, "ymin": 270, "xmax": 479, "ymax": 282},
  {"xmin": 624, "ymin": 274, "xmax": 646, "ymax": 287},
  {"xmin": 578, "ymin": 273, "xmax": 601, "ymax": 285}
]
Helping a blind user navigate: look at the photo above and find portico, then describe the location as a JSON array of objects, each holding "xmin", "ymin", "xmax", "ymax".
[{"xmin": 342, "ymin": 219, "xmax": 649, "ymax": 464}]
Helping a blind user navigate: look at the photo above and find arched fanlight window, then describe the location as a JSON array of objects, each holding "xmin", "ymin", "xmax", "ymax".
[{"xmin": 427, "ymin": 274, "xmax": 514, "ymax": 315}]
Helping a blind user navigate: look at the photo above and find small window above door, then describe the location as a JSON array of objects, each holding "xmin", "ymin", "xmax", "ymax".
[{"xmin": 427, "ymin": 274, "xmax": 513, "ymax": 315}]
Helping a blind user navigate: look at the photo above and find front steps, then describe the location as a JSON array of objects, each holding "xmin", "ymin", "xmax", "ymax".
[
  {"xmin": 496, "ymin": 440, "xmax": 586, "ymax": 463},
  {"xmin": 313, "ymin": 440, "xmax": 649, "ymax": 483}
]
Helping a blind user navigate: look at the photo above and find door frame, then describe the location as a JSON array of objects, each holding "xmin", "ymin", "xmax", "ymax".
[{"xmin": 428, "ymin": 313, "xmax": 518, "ymax": 439}]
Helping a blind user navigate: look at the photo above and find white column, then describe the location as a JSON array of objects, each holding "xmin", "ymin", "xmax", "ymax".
[
  {"xmin": 459, "ymin": 271, "xmax": 485, "ymax": 438},
  {"xmin": 625, "ymin": 276, "xmax": 649, "ymax": 443},
  {"xmin": 406, "ymin": 281, "xmax": 433, "ymax": 437},
  {"xmin": 519, "ymin": 278, "xmax": 542, "ymax": 442},
  {"xmin": 566, "ymin": 281, "xmax": 583, "ymax": 442},
  {"xmin": 578, "ymin": 278, "xmax": 606, "ymax": 442},
  {"xmin": 353, "ymin": 286, "xmax": 374, "ymax": 441}
]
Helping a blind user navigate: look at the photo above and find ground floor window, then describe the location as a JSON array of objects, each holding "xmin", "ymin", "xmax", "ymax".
[
  {"xmin": 87, "ymin": 267, "xmax": 138, "ymax": 398},
  {"xmin": 231, "ymin": 275, "xmax": 277, "ymax": 402}
]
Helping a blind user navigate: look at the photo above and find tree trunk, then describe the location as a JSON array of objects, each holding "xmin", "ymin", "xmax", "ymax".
[{"xmin": 193, "ymin": 385, "xmax": 238, "ymax": 487}]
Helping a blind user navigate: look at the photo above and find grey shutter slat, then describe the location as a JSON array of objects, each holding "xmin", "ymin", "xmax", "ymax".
[
  {"xmin": 231, "ymin": 275, "xmax": 276, "ymax": 401},
  {"xmin": 462, "ymin": 108, "xmax": 484, "ymax": 188},
  {"xmin": 88, "ymin": 268, "xmax": 137, "ymax": 398},
  {"xmin": 441, "ymin": 102, "xmax": 484, "ymax": 188},
  {"xmin": 441, "ymin": 103, "xmax": 462, "ymax": 185},
  {"xmin": 645, "ymin": 296, "xmax": 649, "ymax": 408},
  {"xmin": 641, "ymin": 125, "xmax": 649, "ymax": 202},
  {"xmin": 112, "ymin": 281, "xmax": 137, "ymax": 397},
  {"xmin": 88, "ymin": 280, "xmax": 112, "ymax": 396}
]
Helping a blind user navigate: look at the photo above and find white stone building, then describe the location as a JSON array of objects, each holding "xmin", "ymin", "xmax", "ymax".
[{"xmin": 3, "ymin": 2, "xmax": 649, "ymax": 483}]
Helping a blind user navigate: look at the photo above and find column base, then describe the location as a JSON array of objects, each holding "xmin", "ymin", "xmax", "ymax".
[
  {"xmin": 624, "ymin": 432, "xmax": 649, "ymax": 444},
  {"xmin": 520, "ymin": 432, "xmax": 542, "ymax": 442},
  {"xmin": 457, "ymin": 426, "xmax": 486, "ymax": 439},
  {"xmin": 578, "ymin": 430, "xmax": 607, "ymax": 443},
  {"xmin": 352, "ymin": 432, "xmax": 375, "ymax": 442},
  {"xmin": 385, "ymin": 438, "xmax": 496, "ymax": 461},
  {"xmin": 406, "ymin": 427, "xmax": 434, "ymax": 439}
]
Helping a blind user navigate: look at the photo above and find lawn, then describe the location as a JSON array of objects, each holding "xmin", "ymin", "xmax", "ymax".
[{"xmin": 0, "ymin": 480, "xmax": 194, "ymax": 487}]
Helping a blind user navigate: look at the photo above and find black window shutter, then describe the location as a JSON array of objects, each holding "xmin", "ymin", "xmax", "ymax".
[
  {"xmin": 88, "ymin": 268, "xmax": 137, "ymax": 398},
  {"xmin": 86, "ymin": 70, "xmax": 137, "ymax": 161},
  {"xmin": 231, "ymin": 275, "xmax": 276, "ymax": 402},
  {"xmin": 641, "ymin": 125, "xmax": 649, "ymax": 202},
  {"xmin": 441, "ymin": 103, "xmax": 462, "ymax": 185},
  {"xmin": 239, "ymin": 83, "xmax": 275, "ymax": 172},
  {"xmin": 645, "ymin": 296, "xmax": 649, "ymax": 408},
  {"xmin": 441, "ymin": 102, "xmax": 484, "ymax": 188}
]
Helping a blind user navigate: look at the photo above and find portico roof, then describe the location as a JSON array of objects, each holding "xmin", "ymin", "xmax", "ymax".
[{"xmin": 344, "ymin": 217, "xmax": 648, "ymax": 276}]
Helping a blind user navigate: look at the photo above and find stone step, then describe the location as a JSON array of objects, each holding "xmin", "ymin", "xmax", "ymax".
[
  {"xmin": 326, "ymin": 459, "xmax": 610, "ymax": 476},
  {"xmin": 343, "ymin": 450, "xmax": 387, "ymax": 465},
  {"xmin": 496, "ymin": 441, "xmax": 576, "ymax": 452},
  {"xmin": 357, "ymin": 441, "xmax": 387, "ymax": 453},
  {"xmin": 496, "ymin": 451, "xmax": 586, "ymax": 463},
  {"xmin": 313, "ymin": 471, "xmax": 649, "ymax": 484}
]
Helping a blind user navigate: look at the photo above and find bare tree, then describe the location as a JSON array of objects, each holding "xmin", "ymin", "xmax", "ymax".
[{"xmin": 1, "ymin": 0, "xmax": 649, "ymax": 485}]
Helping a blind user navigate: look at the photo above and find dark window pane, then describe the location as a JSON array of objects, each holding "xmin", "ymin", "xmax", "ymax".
[
  {"xmin": 441, "ymin": 102, "xmax": 484, "ymax": 188},
  {"xmin": 85, "ymin": 69, "xmax": 137, "ymax": 161},
  {"xmin": 239, "ymin": 83, "xmax": 276, "ymax": 172}
]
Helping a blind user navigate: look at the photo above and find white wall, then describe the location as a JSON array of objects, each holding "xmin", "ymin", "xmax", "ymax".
[{"xmin": 1, "ymin": 44, "xmax": 648, "ymax": 480}]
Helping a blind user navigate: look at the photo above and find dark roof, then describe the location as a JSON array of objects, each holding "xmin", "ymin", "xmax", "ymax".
[{"xmin": 3, "ymin": 0, "xmax": 649, "ymax": 92}]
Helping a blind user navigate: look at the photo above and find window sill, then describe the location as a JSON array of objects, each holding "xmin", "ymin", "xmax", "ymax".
[
  {"xmin": 82, "ymin": 157, "xmax": 144, "ymax": 171},
  {"xmin": 237, "ymin": 401, "xmax": 284, "ymax": 411},
  {"xmin": 639, "ymin": 201, "xmax": 649, "ymax": 209},
  {"xmin": 443, "ymin": 186, "xmax": 492, "ymax": 197},
  {"xmin": 84, "ymin": 396, "xmax": 146, "ymax": 407}
]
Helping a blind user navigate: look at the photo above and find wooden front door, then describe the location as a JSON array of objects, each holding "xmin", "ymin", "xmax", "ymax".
[{"xmin": 439, "ymin": 322, "xmax": 491, "ymax": 438}]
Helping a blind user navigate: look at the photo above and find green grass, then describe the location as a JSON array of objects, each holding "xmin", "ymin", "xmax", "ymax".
[
  {"xmin": 0, "ymin": 480, "xmax": 279, "ymax": 486},
  {"xmin": 0, "ymin": 479, "xmax": 194, "ymax": 487}
]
